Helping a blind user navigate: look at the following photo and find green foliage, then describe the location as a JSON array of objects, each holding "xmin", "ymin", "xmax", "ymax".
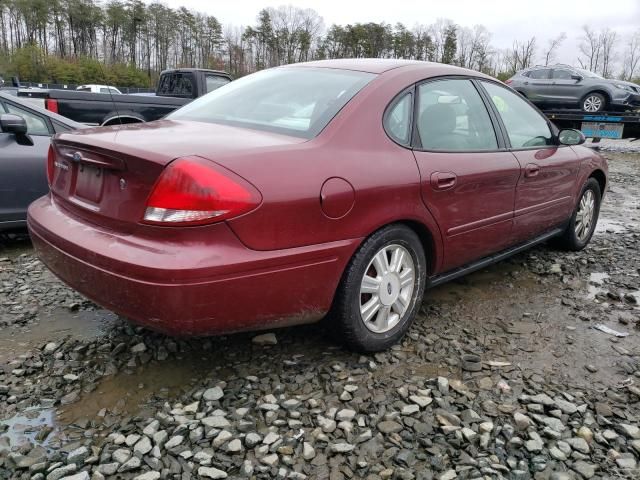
[
  {"xmin": 3, "ymin": 46, "xmax": 150, "ymax": 87},
  {"xmin": 441, "ymin": 26, "xmax": 457, "ymax": 64}
]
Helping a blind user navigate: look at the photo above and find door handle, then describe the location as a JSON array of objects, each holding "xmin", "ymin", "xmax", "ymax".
[
  {"xmin": 430, "ymin": 172, "xmax": 457, "ymax": 191},
  {"xmin": 524, "ymin": 163, "xmax": 540, "ymax": 178}
]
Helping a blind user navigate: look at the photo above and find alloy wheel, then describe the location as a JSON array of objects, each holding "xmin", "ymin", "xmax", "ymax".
[
  {"xmin": 583, "ymin": 95, "xmax": 603, "ymax": 112},
  {"xmin": 575, "ymin": 189, "xmax": 596, "ymax": 241},
  {"xmin": 359, "ymin": 244, "xmax": 415, "ymax": 333}
]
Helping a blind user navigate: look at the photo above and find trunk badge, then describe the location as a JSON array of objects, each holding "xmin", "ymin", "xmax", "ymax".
[
  {"xmin": 119, "ymin": 178, "xmax": 127, "ymax": 190},
  {"xmin": 72, "ymin": 152, "xmax": 82, "ymax": 162}
]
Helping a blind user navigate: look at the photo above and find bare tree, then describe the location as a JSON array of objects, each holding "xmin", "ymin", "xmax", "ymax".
[
  {"xmin": 599, "ymin": 28, "xmax": 617, "ymax": 78},
  {"xmin": 506, "ymin": 37, "xmax": 536, "ymax": 74},
  {"xmin": 578, "ymin": 25, "xmax": 602, "ymax": 72},
  {"xmin": 544, "ymin": 32, "xmax": 566, "ymax": 66},
  {"xmin": 622, "ymin": 30, "xmax": 640, "ymax": 80}
]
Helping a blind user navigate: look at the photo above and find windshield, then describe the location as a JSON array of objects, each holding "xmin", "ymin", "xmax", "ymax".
[
  {"xmin": 168, "ymin": 67, "xmax": 376, "ymax": 139},
  {"xmin": 576, "ymin": 68, "xmax": 604, "ymax": 79}
]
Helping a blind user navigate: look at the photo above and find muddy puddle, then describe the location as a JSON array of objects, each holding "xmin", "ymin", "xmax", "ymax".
[
  {"xmin": 0, "ymin": 307, "xmax": 118, "ymax": 364},
  {"xmin": 0, "ymin": 407, "xmax": 57, "ymax": 451}
]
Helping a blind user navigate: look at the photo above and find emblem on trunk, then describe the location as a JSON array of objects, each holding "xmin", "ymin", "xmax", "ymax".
[
  {"xmin": 119, "ymin": 178, "xmax": 127, "ymax": 190},
  {"xmin": 72, "ymin": 152, "xmax": 82, "ymax": 163}
]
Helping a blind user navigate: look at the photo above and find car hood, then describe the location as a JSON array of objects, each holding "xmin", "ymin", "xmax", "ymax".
[{"xmin": 55, "ymin": 119, "xmax": 308, "ymax": 166}]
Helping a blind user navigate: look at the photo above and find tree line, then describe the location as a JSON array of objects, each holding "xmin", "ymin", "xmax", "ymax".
[{"xmin": 0, "ymin": 1, "xmax": 639, "ymax": 88}]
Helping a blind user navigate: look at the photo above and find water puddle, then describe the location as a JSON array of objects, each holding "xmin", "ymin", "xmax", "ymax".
[
  {"xmin": 0, "ymin": 307, "xmax": 118, "ymax": 363},
  {"xmin": 58, "ymin": 359, "xmax": 210, "ymax": 426},
  {"xmin": 586, "ymin": 272, "xmax": 609, "ymax": 300},
  {"xmin": 0, "ymin": 407, "xmax": 58, "ymax": 450}
]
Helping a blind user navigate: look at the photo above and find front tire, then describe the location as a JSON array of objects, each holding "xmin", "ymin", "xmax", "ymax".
[
  {"xmin": 555, "ymin": 178, "xmax": 601, "ymax": 251},
  {"xmin": 331, "ymin": 224, "xmax": 426, "ymax": 352},
  {"xmin": 581, "ymin": 93, "xmax": 606, "ymax": 113}
]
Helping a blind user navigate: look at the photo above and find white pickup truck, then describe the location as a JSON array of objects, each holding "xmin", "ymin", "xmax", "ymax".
[{"xmin": 76, "ymin": 84, "xmax": 122, "ymax": 94}]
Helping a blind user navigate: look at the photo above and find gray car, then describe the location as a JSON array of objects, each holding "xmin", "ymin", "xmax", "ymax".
[
  {"xmin": 0, "ymin": 91, "xmax": 85, "ymax": 231},
  {"xmin": 507, "ymin": 65, "xmax": 640, "ymax": 112}
]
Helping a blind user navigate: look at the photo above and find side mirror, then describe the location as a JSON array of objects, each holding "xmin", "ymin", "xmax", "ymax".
[
  {"xmin": 0, "ymin": 114, "xmax": 34, "ymax": 146},
  {"xmin": 558, "ymin": 128, "xmax": 585, "ymax": 146},
  {"xmin": 0, "ymin": 113, "xmax": 28, "ymax": 135},
  {"xmin": 571, "ymin": 74, "xmax": 583, "ymax": 81}
]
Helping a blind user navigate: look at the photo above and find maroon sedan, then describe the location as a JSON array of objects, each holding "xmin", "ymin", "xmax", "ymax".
[{"xmin": 28, "ymin": 59, "xmax": 607, "ymax": 351}]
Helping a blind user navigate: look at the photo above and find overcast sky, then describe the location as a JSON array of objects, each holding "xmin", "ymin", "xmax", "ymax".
[{"xmin": 153, "ymin": 0, "xmax": 640, "ymax": 67}]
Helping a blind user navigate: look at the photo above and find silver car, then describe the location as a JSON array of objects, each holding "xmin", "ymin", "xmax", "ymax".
[
  {"xmin": 0, "ymin": 91, "xmax": 85, "ymax": 231},
  {"xmin": 507, "ymin": 65, "xmax": 640, "ymax": 112}
]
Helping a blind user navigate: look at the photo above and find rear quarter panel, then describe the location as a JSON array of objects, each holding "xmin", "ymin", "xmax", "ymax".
[{"xmin": 226, "ymin": 66, "xmax": 448, "ymax": 272}]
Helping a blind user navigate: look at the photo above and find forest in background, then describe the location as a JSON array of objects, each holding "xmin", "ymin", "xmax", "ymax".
[{"xmin": 1, "ymin": 0, "xmax": 639, "ymax": 88}]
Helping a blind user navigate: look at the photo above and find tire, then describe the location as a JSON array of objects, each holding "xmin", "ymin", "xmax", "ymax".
[
  {"xmin": 581, "ymin": 93, "xmax": 606, "ymax": 113},
  {"xmin": 331, "ymin": 224, "xmax": 426, "ymax": 352},
  {"xmin": 555, "ymin": 178, "xmax": 601, "ymax": 251}
]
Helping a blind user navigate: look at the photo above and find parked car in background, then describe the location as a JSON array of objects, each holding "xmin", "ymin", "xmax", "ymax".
[
  {"xmin": 76, "ymin": 84, "xmax": 123, "ymax": 95},
  {"xmin": 0, "ymin": 92, "xmax": 85, "ymax": 231},
  {"xmin": 507, "ymin": 65, "xmax": 640, "ymax": 112},
  {"xmin": 20, "ymin": 68, "xmax": 232, "ymax": 126},
  {"xmin": 29, "ymin": 59, "xmax": 607, "ymax": 351}
]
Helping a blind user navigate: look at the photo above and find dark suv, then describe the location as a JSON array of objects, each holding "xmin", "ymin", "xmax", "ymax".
[{"xmin": 507, "ymin": 65, "xmax": 640, "ymax": 112}]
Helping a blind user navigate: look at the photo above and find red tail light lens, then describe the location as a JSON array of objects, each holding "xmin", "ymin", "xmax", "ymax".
[
  {"xmin": 143, "ymin": 156, "xmax": 262, "ymax": 226},
  {"xmin": 47, "ymin": 145, "xmax": 55, "ymax": 185},
  {"xmin": 504, "ymin": 79, "xmax": 513, "ymax": 85},
  {"xmin": 46, "ymin": 99, "xmax": 59, "ymax": 114}
]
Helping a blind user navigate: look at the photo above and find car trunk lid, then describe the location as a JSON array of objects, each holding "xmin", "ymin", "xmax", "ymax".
[{"xmin": 49, "ymin": 120, "xmax": 306, "ymax": 229}]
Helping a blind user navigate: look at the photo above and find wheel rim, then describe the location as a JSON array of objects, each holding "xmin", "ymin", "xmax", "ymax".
[
  {"xmin": 359, "ymin": 244, "xmax": 415, "ymax": 334},
  {"xmin": 575, "ymin": 189, "xmax": 596, "ymax": 241},
  {"xmin": 583, "ymin": 96, "xmax": 602, "ymax": 112}
]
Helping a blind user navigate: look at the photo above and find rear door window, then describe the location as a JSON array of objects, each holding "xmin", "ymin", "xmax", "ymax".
[
  {"xmin": 528, "ymin": 69, "xmax": 551, "ymax": 80},
  {"xmin": 415, "ymin": 79, "xmax": 498, "ymax": 151}
]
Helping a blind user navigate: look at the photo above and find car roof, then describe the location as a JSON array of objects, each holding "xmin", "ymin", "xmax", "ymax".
[
  {"xmin": 78, "ymin": 84, "xmax": 119, "ymax": 89},
  {"xmin": 0, "ymin": 91, "xmax": 86, "ymax": 129},
  {"xmin": 287, "ymin": 58, "xmax": 425, "ymax": 74}
]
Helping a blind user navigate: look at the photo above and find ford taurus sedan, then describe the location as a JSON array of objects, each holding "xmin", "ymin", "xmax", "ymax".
[{"xmin": 28, "ymin": 59, "xmax": 608, "ymax": 351}]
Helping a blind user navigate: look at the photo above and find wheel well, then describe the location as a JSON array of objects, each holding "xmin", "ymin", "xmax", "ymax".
[
  {"xmin": 102, "ymin": 116, "xmax": 144, "ymax": 126},
  {"xmin": 398, "ymin": 220, "xmax": 437, "ymax": 276},
  {"xmin": 589, "ymin": 169, "xmax": 607, "ymax": 196}
]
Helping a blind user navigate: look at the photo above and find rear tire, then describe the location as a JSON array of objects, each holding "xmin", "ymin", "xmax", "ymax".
[
  {"xmin": 331, "ymin": 224, "xmax": 426, "ymax": 352},
  {"xmin": 555, "ymin": 178, "xmax": 601, "ymax": 251},
  {"xmin": 581, "ymin": 93, "xmax": 606, "ymax": 113}
]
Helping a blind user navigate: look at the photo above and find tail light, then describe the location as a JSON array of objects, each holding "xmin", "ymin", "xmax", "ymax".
[
  {"xmin": 504, "ymin": 79, "xmax": 513, "ymax": 85},
  {"xmin": 47, "ymin": 145, "xmax": 55, "ymax": 185},
  {"xmin": 143, "ymin": 156, "xmax": 261, "ymax": 226},
  {"xmin": 45, "ymin": 99, "xmax": 59, "ymax": 114}
]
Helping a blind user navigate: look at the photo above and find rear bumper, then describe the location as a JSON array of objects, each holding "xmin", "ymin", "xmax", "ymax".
[{"xmin": 27, "ymin": 195, "xmax": 360, "ymax": 336}]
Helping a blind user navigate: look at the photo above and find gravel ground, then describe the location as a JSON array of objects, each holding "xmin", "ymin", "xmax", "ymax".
[{"xmin": 0, "ymin": 152, "xmax": 639, "ymax": 480}]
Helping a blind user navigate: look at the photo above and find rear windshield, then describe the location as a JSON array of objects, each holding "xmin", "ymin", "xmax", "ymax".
[{"xmin": 168, "ymin": 67, "xmax": 375, "ymax": 139}]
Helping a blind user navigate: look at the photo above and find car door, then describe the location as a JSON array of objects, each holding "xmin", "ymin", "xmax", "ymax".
[
  {"xmin": 0, "ymin": 100, "xmax": 52, "ymax": 226},
  {"xmin": 550, "ymin": 68, "xmax": 584, "ymax": 104},
  {"xmin": 523, "ymin": 68, "xmax": 553, "ymax": 103},
  {"xmin": 480, "ymin": 81, "xmax": 581, "ymax": 244},
  {"xmin": 411, "ymin": 78, "xmax": 521, "ymax": 272}
]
